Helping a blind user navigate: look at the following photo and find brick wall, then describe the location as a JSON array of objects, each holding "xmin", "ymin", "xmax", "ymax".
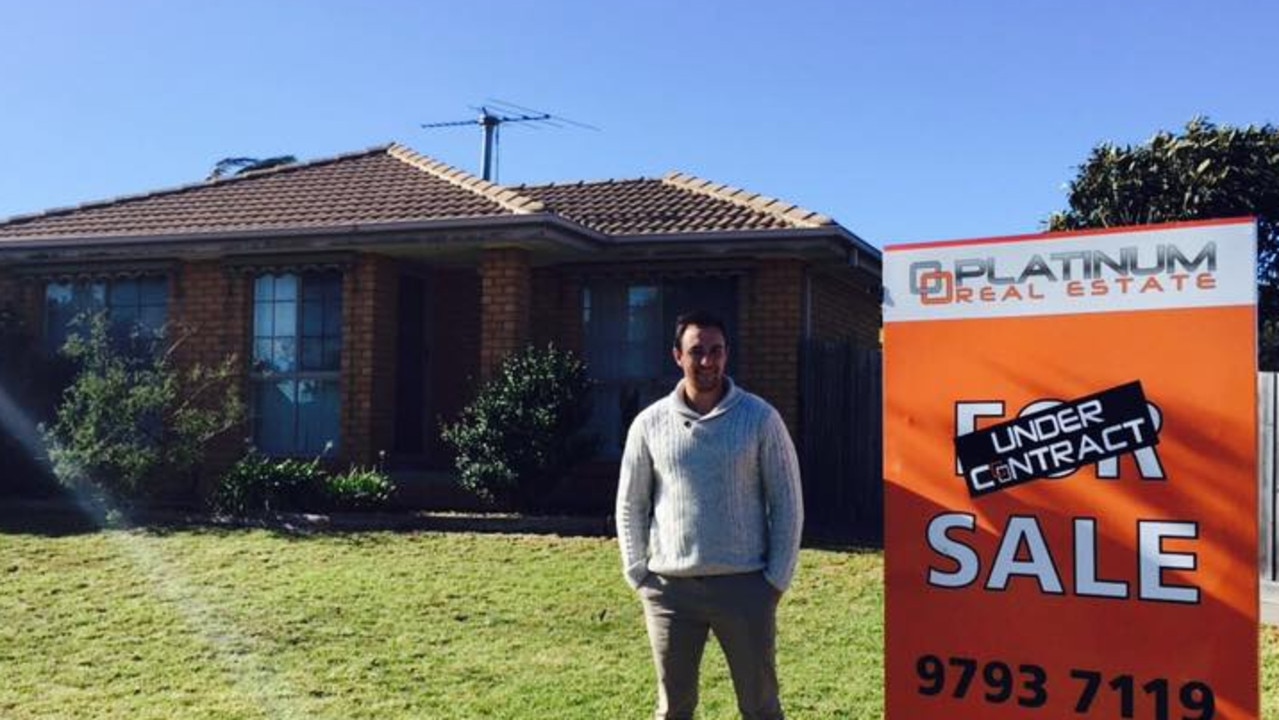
[
  {"xmin": 0, "ymin": 270, "xmax": 44, "ymax": 409},
  {"xmin": 741, "ymin": 258, "xmax": 805, "ymax": 435},
  {"xmin": 0, "ymin": 270, "xmax": 40, "ymax": 339},
  {"xmin": 342, "ymin": 254, "xmax": 399, "ymax": 465},
  {"xmin": 530, "ymin": 267, "xmax": 583, "ymax": 353},
  {"xmin": 810, "ymin": 271, "xmax": 882, "ymax": 347},
  {"xmin": 0, "ymin": 270, "xmax": 18, "ymax": 311},
  {"xmin": 170, "ymin": 261, "xmax": 251, "ymax": 489},
  {"xmin": 479, "ymin": 247, "xmax": 531, "ymax": 380}
]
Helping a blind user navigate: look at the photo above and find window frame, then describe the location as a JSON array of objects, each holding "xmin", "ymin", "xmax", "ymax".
[
  {"xmin": 249, "ymin": 271, "xmax": 344, "ymax": 458},
  {"xmin": 43, "ymin": 275, "xmax": 169, "ymax": 355}
]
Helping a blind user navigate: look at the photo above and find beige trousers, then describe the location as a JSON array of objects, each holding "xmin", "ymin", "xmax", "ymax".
[{"xmin": 637, "ymin": 571, "xmax": 783, "ymax": 720}]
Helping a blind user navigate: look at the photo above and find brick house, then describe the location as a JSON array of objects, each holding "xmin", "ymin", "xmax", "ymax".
[{"xmin": 0, "ymin": 144, "xmax": 880, "ymax": 502}]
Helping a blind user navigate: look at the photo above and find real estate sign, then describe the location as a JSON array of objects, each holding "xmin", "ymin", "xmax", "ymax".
[{"xmin": 883, "ymin": 219, "xmax": 1258, "ymax": 719}]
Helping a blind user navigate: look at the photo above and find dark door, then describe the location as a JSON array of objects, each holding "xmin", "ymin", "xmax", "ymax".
[{"xmin": 394, "ymin": 275, "xmax": 429, "ymax": 456}]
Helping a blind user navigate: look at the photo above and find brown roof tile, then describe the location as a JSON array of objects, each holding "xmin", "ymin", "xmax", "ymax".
[
  {"xmin": 661, "ymin": 172, "xmax": 833, "ymax": 227},
  {"xmin": 0, "ymin": 144, "xmax": 835, "ymax": 242},
  {"xmin": 0, "ymin": 144, "xmax": 525, "ymax": 241},
  {"xmin": 386, "ymin": 145, "xmax": 544, "ymax": 214},
  {"xmin": 517, "ymin": 173, "xmax": 829, "ymax": 236}
]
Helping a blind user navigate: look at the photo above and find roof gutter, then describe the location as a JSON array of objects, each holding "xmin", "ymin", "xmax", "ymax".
[
  {"xmin": 611, "ymin": 226, "xmax": 882, "ymax": 276},
  {"xmin": 832, "ymin": 227, "xmax": 882, "ymax": 276},
  {"xmin": 0, "ymin": 213, "xmax": 609, "ymax": 256}
]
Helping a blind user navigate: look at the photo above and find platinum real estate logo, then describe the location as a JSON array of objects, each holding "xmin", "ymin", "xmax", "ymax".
[
  {"xmin": 882, "ymin": 221, "xmax": 1256, "ymax": 324},
  {"xmin": 908, "ymin": 241, "xmax": 1217, "ymax": 305}
]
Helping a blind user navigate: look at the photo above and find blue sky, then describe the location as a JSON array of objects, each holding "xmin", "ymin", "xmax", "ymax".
[{"xmin": 0, "ymin": 0, "xmax": 1275, "ymax": 248}]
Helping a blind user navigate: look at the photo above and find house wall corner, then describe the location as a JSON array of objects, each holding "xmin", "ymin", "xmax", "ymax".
[
  {"xmin": 479, "ymin": 247, "xmax": 532, "ymax": 380},
  {"xmin": 741, "ymin": 258, "xmax": 805, "ymax": 436},
  {"xmin": 343, "ymin": 253, "xmax": 399, "ymax": 466}
]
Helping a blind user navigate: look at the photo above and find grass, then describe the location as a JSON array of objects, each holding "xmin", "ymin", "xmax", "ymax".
[
  {"xmin": 0, "ymin": 522, "xmax": 881, "ymax": 719},
  {"xmin": 0, "ymin": 520, "xmax": 1274, "ymax": 719}
]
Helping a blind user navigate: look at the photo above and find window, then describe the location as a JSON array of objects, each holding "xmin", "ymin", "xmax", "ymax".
[
  {"xmin": 251, "ymin": 272, "xmax": 343, "ymax": 456},
  {"xmin": 581, "ymin": 276, "xmax": 737, "ymax": 457},
  {"xmin": 44, "ymin": 277, "xmax": 168, "ymax": 354}
]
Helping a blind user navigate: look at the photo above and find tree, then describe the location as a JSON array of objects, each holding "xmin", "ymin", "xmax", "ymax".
[
  {"xmin": 1049, "ymin": 117, "xmax": 1279, "ymax": 367},
  {"xmin": 207, "ymin": 155, "xmax": 297, "ymax": 180}
]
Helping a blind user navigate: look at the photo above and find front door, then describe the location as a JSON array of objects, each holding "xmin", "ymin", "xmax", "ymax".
[{"xmin": 394, "ymin": 274, "xmax": 430, "ymax": 457}]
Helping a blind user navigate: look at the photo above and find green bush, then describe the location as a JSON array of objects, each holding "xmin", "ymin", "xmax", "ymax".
[
  {"xmin": 41, "ymin": 315, "xmax": 244, "ymax": 507},
  {"xmin": 441, "ymin": 344, "xmax": 596, "ymax": 512},
  {"xmin": 211, "ymin": 448, "xmax": 394, "ymax": 515},
  {"xmin": 323, "ymin": 462, "xmax": 394, "ymax": 511},
  {"xmin": 209, "ymin": 450, "xmax": 326, "ymax": 515}
]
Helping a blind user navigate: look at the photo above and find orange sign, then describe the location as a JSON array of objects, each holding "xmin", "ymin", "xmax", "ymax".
[{"xmin": 883, "ymin": 219, "xmax": 1258, "ymax": 719}]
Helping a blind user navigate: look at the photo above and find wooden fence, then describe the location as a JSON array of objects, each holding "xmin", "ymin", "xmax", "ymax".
[
  {"xmin": 1260, "ymin": 374, "xmax": 1279, "ymax": 584},
  {"xmin": 797, "ymin": 340, "xmax": 883, "ymax": 545}
]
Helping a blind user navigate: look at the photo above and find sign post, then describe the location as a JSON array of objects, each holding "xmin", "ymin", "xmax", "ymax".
[{"xmin": 883, "ymin": 219, "xmax": 1259, "ymax": 719}]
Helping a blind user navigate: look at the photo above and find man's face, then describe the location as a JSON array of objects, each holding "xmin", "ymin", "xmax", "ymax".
[{"xmin": 674, "ymin": 324, "xmax": 728, "ymax": 394}]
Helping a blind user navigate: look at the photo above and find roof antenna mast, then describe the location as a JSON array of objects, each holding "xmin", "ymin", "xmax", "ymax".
[{"xmin": 421, "ymin": 100, "xmax": 598, "ymax": 182}]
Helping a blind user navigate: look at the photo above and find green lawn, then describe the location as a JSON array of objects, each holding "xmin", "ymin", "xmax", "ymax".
[{"xmin": 0, "ymin": 522, "xmax": 1273, "ymax": 719}]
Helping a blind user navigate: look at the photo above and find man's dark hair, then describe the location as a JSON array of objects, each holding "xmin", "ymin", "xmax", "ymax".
[{"xmin": 673, "ymin": 310, "xmax": 728, "ymax": 350}]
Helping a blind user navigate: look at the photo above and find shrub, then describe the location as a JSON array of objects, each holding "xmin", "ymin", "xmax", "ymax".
[
  {"xmin": 41, "ymin": 315, "xmax": 244, "ymax": 506},
  {"xmin": 323, "ymin": 461, "xmax": 394, "ymax": 511},
  {"xmin": 441, "ymin": 345, "xmax": 596, "ymax": 512},
  {"xmin": 211, "ymin": 448, "xmax": 394, "ymax": 515},
  {"xmin": 209, "ymin": 450, "xmax": 326, "ymax": 515}
]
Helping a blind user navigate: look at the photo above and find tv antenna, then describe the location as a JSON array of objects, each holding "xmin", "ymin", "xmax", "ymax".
[{"xmin": 421, "ymin": 99, "xmax": 598, "ymax": 182}]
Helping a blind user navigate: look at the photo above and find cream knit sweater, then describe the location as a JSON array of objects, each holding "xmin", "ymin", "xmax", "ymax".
[{"xmin": 615, "ymin": 378, "xmax": 804, "ymax": 592}]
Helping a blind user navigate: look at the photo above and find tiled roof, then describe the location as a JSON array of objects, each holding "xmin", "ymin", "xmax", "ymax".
[
  {"xmin": 0, "ymin": 143, "xmax": 836, "ymax": 242},
  {"xmin": 0, "ymin": 145, "xmax": 530, "ymax": 241},
  {"xmin": 517, "ymin": 172, "xmax": 832, "ymax": 236}
]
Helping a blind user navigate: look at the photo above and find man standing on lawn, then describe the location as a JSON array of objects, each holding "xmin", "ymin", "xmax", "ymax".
[{"xmin": 616, "ymin": 310, "xmax": 803, "ymax": 720}]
